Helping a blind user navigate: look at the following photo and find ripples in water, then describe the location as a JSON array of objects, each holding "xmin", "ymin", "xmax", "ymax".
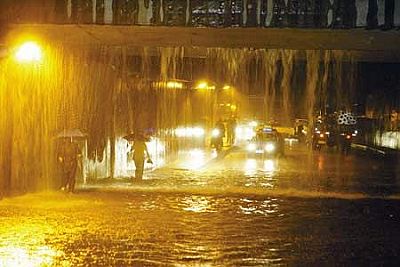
[{"xmin": 1, "ymin": 191, "xmax": 400, "ymax": 266}]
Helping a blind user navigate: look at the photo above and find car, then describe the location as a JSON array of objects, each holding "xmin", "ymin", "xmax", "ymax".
[{"xmin": 247, "ymin": 127, "xmax": 284, "ymax": 157}]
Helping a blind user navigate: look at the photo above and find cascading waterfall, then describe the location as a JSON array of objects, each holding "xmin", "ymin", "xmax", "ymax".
[{"xmin": 0, "ymin": 43, "xmax": 358, "ymax": 195}]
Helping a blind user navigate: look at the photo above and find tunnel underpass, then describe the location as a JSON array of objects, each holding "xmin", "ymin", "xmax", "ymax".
[{"xmin": 0, "ymin": 21, "xmax": 399, "ymax": 195}]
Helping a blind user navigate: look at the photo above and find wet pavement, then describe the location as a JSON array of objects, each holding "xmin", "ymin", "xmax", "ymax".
[{"xmin": 1, "ymin": 144, "xmax": 400, "ymax": 266}]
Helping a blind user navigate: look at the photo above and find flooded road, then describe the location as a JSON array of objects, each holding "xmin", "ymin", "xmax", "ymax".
[{"xmin": 1, "ymin": 144, "xmax": 399, "ymax": 266}]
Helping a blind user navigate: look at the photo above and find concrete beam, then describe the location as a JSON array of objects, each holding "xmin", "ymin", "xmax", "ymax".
[{"xmin": 4, "ymin": 24, "xmax": 400, "ymax": 62}]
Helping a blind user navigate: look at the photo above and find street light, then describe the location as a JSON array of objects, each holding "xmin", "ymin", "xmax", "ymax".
[{"xmin": 14, "ymin": 41, "xmax": 42, "ymax": 63}]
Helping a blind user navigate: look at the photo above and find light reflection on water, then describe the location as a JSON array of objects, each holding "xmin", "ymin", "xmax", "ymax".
[
  {"xmin": 243, "ymin": 158, "xmax": 279, "ymax": 188},
  {"xmin": 0, "ymin": 221, "xmax": 60, "ymax": 266},
  {"xmin": 1, "ymin": 148, "xmax": 399, "ymax": 265},
  {"xmin": 0, "ymin": 245, "xmax": 60, "ymax": 267},
  {"xmin": 244, "ymin": 158, "xmax": 257, "ymax": 176},
  {"xmin": 1, "ymin": 191, "xmax": 399, "ymax": 266},
  {"xmin": 239, "ymin": 198, "xmax": 280, "ymax": 216},
  {"xmin": 180, "ymin": 196, "xmax": 217, "ymax": 213},
  {"xmin": 173, "ymin": 149, "xmax": 215, "ymax": 171},
  {"xmin": 245, "ymin": 158, "xmax": 277, "ymax": 175},
  {"xmin": 264, "ymin": 159, "xmax": 276, "ymax": 173},
  {"xmin": 137, "ymin": 200, "xmax": 159, "ymax": 211}
]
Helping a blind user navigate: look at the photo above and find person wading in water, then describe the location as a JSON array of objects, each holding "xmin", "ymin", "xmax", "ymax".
[
  {"xmin": 131, "ymin": 130, "xmax": 152, "ymax": 181},
  {"xmin": 57, "ymin": 138, "xmax": 81, "ymax": 193}
]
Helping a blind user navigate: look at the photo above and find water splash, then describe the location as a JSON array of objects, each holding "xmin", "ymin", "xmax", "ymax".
[{"xmin": 0, "ymin": 43, "xmax": 358, "ymax": 194}]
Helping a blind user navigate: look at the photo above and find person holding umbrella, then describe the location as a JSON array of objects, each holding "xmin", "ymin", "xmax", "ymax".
[
  {"xmin": 129, "ymin": 130, "xmax": 152, "ymax": 181},
  {"xmin": 57, "ymin": 138, "xmax": 81, "ymax": 192}
]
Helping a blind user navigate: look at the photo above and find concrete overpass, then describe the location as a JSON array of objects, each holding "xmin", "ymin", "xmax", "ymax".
[{"xmin": 2, "ymin": 24, "xmax": 400, "ymax": 62}]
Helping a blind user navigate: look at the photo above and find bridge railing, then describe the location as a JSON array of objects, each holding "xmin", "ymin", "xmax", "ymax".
[{"xmin": 0, "ymin": 0, "xmax": 399, "ymax": 29}]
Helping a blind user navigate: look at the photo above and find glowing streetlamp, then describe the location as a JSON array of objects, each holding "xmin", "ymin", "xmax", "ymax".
[{"xmin": 15, "ymin": 41, "xmax": 42, "ymax": 63}]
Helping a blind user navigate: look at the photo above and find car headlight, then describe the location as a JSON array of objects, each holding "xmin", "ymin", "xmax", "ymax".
[
  {"xmin": 212, "ymin": 129, "xmax": 220, "ymax": 137},
  {"xmin": 265, "ymin": 143, "xmax": 275, "ymax": 152},
  {"xmin": 247, "ymin": 143, "xmax": 256, "ymax": 151},
  {"xmin": 192, "ymin": 127, "xmax": 205, "ymax": 137}
]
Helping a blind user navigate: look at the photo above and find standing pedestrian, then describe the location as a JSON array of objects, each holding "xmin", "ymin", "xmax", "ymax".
[
  {"xmin": 57, "ymin": 138, "xmax": 81, "ymax": 193},
  {"xmin": 131, "ymin": 130, "xmax": 152, "ymax": 181}
]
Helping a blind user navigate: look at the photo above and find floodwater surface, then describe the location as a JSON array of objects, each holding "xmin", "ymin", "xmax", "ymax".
[{"xmin": 0, "ymin": 146, "xmax": 399, "ymax": 266}]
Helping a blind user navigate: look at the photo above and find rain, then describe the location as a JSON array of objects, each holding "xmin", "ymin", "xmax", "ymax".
[{"xmin": 0, "ymin": 1, "xmax": 400, "ymax": 266}]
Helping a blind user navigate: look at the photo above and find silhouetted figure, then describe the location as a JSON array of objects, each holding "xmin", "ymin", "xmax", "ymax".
[
  {"xmin": 131, "ymin": 131, "xmax": 152, "ymax": 181},
  {"xmin": 57, "ymin": 139, "xmax": 81, "ymax": 193}
]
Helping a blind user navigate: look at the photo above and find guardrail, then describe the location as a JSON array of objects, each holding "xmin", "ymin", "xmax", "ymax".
[{"xmin": 0, "ymin": 0, "xmax": 399, "ymax": 29}]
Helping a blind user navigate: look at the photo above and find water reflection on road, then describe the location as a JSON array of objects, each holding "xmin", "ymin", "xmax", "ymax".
[
  {"xmin": 135, "ymin": 145, "xmax": 399, "ymax": 198},
  {"xmin": 1, "ymin": 191, "xmax": 399, "ymax": 266},
  {"xmin": 0, "ymin": 144, "xmax": 399, "ymax": 266}
]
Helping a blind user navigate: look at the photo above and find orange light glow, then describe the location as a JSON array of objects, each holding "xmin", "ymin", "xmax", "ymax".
[{"xmin": 15, "ymin": 41, "xmax": 42, "ymax": 63}]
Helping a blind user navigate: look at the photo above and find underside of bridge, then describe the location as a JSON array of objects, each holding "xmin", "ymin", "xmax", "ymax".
[{"xmin": 3, "ymin": 24, "xmax": 400, "ymax": 62}]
